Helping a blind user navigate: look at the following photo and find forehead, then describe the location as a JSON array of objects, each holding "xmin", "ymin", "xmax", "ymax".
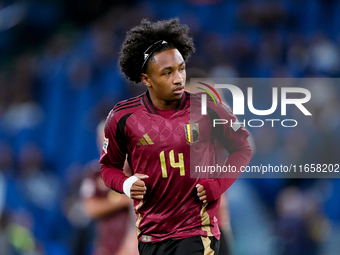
[{"xmin": 151, "ymin": 48, "xmax": 184, "ymax": 69}]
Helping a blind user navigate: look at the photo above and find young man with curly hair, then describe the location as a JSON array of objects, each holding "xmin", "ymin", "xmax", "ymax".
[{"xmin": 100, "ymin": 18, "xmax": 252, "ymax": 255}]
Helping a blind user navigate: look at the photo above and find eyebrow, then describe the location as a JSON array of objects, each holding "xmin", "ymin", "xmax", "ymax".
[{"xmin": 161, "ymin": 61, "xmax": 185, "ymax": 71}]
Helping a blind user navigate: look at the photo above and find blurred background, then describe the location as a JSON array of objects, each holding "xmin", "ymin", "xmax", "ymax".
[{"xmin": 0, "ymin": 0, "xmax": 340, "ymax": 254}]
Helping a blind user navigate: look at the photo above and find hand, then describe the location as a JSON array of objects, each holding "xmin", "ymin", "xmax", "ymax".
[
  {"xmin": 196, "ymin": 184, "xmax": 207, "ymax": 203},
  {"xmin": 130, "ymin": 173, "xmax": 149, "ymax": 200}
]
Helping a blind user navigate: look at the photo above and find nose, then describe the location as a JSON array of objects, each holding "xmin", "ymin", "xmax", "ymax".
[{"xmin": 173, "ymin": 70, "xmax": 184, "ymax": 85}]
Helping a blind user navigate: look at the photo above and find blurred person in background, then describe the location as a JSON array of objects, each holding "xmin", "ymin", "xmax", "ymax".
[
  {"xmin": 80, "ymin": 120, "xmax": 138, "ymax": 255},
  {"xmin": 0, "ymin": 142, "xmax": 16, "ymax": 255},
  {"xmin": 1, "ymin": 54, "xmax": 44, "ymax": 136},
  {"xmin": 0, "ymin": 142, "xmax": 15, "ymax": 215},
  {"xmin": 0, "ymin": 211, "xmax": 14, "ymax": 254},
  {"xmin": 6, "ymin": 209, "xmax": 44, "ymax": 255},
  {"xmin": 0, "ymin": 141, "xmax": 46, "ymax": 255},
  {"xmin": 275, "ymin": 186, "xmax": 329, "ymax": 255},
  {"xmin": 13, "ymin": 142, "xmax": 68, "ymax": 254}
]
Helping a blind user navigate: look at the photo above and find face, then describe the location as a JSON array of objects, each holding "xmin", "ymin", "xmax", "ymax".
[{"xmin": 141, "ymin": 48, "xmax": 186, "ymax": 109}]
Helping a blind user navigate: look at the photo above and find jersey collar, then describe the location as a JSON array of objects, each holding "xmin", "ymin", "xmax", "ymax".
[{"xmin": 142, "ymin": 90, "xmax": 188, "ymax": 114}]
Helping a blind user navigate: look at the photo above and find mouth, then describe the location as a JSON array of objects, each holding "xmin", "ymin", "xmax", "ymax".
[{"xmin": 173, "ymin": 86, "xmax": 185, "ymax": 94}]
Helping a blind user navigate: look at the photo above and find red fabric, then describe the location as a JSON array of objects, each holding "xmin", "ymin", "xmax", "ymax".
[{"xmin": 100, "ymin": 91, "xmax": 252, "ymax": 243}]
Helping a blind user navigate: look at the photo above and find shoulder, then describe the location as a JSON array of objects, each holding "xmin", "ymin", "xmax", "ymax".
[
  {"xmin": 112, "ymin": 94, "xmax": 144, "ymax": 115},
  {"xmin": 186, "ymin": 91, "xmax": 233, "ymax": 115},
  {"xmin": 105, "ymin": 94, "xmax": 144, "ymax": 132}
]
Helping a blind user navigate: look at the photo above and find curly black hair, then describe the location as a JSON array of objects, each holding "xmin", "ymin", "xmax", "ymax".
[{"xmin": 119, "ymin": 18, "xmax": 195, "ymax": 83}]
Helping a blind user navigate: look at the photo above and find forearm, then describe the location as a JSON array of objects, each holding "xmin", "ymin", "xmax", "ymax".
[
  {"xmin": 199, "ymin": 144, "xmax": 252, "ymax": 202},
  {"xmin": 101, "ymin": 164, "xmax": 129, "ymax": 193},
  {"xmin": 83, "ymin": 193, "xmax": 131, "ymax": 219}
]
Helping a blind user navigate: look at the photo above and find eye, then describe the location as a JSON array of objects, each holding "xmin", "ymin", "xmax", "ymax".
[{"xmin": 180, "ymin": 66, "xmax": 185, "ymax": 71}]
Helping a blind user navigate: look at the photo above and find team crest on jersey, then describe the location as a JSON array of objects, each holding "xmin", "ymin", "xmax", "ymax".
[
  {"xmin": 185, "ymin": 122, "xmax": 199, "ymax": 144},
  {"xmin": 103, "ymin": 137, "xmax": 109, "ymax": 154}
]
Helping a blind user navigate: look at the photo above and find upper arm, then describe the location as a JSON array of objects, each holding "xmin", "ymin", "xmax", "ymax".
[
  {"xmin": 100, "ymin": 112, "xmax": 130, "ymax": 170},
  {"xmin": 208, "ymin": 102, "xmax": 250, "ymax": 153}
]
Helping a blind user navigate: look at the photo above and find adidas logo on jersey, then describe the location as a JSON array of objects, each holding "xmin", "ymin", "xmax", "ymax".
[{"xmin": 137, "ymin": 134, "xmax": 154, "ymax": 145}]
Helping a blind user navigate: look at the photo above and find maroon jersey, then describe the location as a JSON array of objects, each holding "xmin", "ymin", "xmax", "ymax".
[
  {"xmin": 81, "ymin": 160, "xmax": 129, "ymax": 255},
  {"xmin": 100, "ymin": 91, "xmax": 251, "ymax": 243}
]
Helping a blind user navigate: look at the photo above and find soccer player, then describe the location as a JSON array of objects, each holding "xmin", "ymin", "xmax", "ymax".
[
  {"xmin": 100, "ymin": 18, "xmax": 252, "ymax": 255},
  {"xmin": 81, "ymin": 120, "xmax": 138, "ymax": 255}
]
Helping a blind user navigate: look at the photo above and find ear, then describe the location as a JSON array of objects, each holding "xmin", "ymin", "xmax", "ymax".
[{"xmin": 140, "ymin": 73, "xmax": 152, "ymax": 88}]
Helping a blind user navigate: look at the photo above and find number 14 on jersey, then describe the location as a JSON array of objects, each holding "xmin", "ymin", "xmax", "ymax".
[{"xmin": 159, "ymin": 150, "xmax": 185, "ymax": 178}]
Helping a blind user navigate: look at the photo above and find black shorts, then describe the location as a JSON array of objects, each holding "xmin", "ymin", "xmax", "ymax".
[{"xmin": 138, "ymin": 236, "xmax": 220, "ymax": 255}]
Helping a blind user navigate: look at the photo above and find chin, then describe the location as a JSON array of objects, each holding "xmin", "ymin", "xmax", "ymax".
[
  {"xmin": 166, "ymin": 94, "xmax": 181, "ymax": 102},
  {"xmin": 174, "ymin": 93, "xmax": 183, "ymax": 99}
]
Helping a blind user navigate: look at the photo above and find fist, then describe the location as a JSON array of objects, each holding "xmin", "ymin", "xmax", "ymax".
[
  {"xmin": 130, "ymin": 173, "xmax": 149, "ymax": 200},
  {"xmin": 196, "ymin": 184, "xmax": 207, "ymax": 203}
]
